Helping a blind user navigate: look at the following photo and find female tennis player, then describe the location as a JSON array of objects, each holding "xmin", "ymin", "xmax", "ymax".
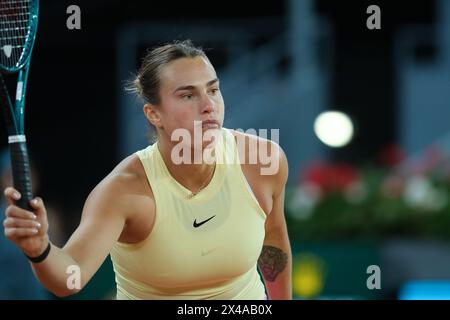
[{"xmin": 3, "ymin": 40, "xmax": 292, "ymax": 300}]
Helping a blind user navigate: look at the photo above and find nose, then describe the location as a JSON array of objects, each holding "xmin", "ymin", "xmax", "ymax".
[{"xmin": 200, "ymin": 93, "xmax": 215, "ymax": 114}]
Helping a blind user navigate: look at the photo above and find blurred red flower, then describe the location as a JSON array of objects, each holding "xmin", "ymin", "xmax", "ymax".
[
  {"xmin": 301, "ymin": 161, "xmax": 360, "ymax": 193},
  {"xmin": 378, "ymin": 144, "xmax": 406, "ymax": 167}
]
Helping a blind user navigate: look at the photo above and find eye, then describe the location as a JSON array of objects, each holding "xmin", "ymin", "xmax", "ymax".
[
  {"xmin": 182, "ymin": 93, "xmax": 193, "ymax": 100},
  {"xmin": 210, "ymin": 88, "xmax": 220, "ymax": 95}
]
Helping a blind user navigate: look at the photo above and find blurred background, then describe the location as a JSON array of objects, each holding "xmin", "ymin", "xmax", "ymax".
[{"xmin": 0, "ymin": 0, "xmax": 449, "ymax": 300}]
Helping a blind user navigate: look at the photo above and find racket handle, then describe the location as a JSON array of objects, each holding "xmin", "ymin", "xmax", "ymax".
[{"xmin": 8, "ymin": 136, "xmax": 33, "ymax": 210}]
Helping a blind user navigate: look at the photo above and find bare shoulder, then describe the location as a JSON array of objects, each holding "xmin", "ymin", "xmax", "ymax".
[
  {"xmin": 82, "ymin": 154, "xmax": 153, "ymax": 222},
  {"xmin": 228, "ymin": 129, "xmax": 288, "ymax": 197},
  {"xmin": 108, "ymin": 154, "xmax": 149, "ymax": 193},
  {"xmin": 93, "ymin": 154, "xmax": 149, "ymax": 198}
]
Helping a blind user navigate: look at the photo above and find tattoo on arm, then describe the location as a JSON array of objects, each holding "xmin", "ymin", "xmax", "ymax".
[{"xmin": 258, "ymin": 245, "xmax": 288, "ymax": 282}]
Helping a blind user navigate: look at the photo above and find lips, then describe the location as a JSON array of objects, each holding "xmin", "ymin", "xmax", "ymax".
[{"xmin": 201, "ymin": 119, "xmax": 220, "ymax": 129}]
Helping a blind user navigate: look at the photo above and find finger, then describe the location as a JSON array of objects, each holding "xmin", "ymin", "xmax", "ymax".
[
  {"xmin": 4, "ymin": 187, "xmax": 21, "ymax": 206},
  {"xmin": 29, "ymin": 197, "xmax": 46, "ymax": 217},
  {"xmin": 3, "ymin": 217, "xmax": 41, "ymax": 229},
  {"xmin": 5, "ymin": 205, "xmax": 37, "ymax": 220},
  {"xmin": 4, "ymin": 227, "xmax": 38, "ymax": 238}
]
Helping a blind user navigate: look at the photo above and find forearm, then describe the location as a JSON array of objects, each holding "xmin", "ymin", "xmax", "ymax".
[
  {"xmin": 29, "ymin": 238, "xmax": 82, "ymax": 297},
  {"xmin": 258, "ymin": 242, "xmax": 292, "ymax": 300}
]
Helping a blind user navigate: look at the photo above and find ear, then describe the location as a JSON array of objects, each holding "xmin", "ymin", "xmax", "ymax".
[{"xmin": 143, "ymin": 103, "xmax": 162, "ymax": 128}]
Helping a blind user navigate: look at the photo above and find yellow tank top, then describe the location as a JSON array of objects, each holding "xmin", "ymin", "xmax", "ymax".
[{"xmin": 110, "ymin": 128, "xmax": 267, "ymax": 299}]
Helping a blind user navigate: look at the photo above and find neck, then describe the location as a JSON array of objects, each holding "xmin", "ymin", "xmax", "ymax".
[{"xmin": 157, "ymin": 136, "xmax": 217, "ymax": 193}]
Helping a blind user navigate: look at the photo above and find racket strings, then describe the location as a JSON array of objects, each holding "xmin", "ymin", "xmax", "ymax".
[{"xmin": 0, "ymin": 0, "xmax": 31, "ymax": 69}]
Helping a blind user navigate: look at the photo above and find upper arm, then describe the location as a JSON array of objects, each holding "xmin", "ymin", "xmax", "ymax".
[
  {"xmin": 258, "ymin": 144, "xmax": 291, "ymax": 287},
  {"xmin": 265, "ymin": 143, "xmax": 289, "ymax": 236},
  {"xmin": 230, "ymin": 129, "xmax": 289, "ymax": 233},
  {"xmin": 61, "ymin": 176, "xmax": 129, "ymax": 285}
]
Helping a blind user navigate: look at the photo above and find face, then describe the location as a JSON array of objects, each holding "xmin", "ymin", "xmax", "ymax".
[{"xmin": 145, "ymin": 56, "xmax": 224, "ymax": 149}]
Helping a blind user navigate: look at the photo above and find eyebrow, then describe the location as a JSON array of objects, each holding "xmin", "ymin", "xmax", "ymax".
[{"xmin": 173, "ymin": 78, "xmax": 219, "ymax": 93}]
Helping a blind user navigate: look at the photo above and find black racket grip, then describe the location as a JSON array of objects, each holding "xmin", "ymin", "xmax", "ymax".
[{"xmin": 9, "ymin": 139, "xmax": 33, "ymax": 210}]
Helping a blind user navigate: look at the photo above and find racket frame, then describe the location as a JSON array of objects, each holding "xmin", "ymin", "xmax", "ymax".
[{"xmin": 0, "ymin": 0, "xmax": 40, "ymax": 209}]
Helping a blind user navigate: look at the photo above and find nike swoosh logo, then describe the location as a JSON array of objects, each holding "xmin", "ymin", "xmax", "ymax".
[
  {"xmin": 193, "ymin": 215, "xmax": 216, "ymax": 228},
  {"xmin": 201, "ymin": 248, "xmax": 216, "ymax": 256}
]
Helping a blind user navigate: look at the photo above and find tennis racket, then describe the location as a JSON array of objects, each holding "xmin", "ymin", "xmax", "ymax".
[{"xmin": 0, "ymin": 0, "xmax": 39, "ymax": 210}]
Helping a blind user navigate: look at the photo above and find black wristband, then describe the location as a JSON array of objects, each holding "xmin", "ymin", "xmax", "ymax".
[{"xmin": 25, "ymin": 242, "xmax": 51, "ymax": 263}]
